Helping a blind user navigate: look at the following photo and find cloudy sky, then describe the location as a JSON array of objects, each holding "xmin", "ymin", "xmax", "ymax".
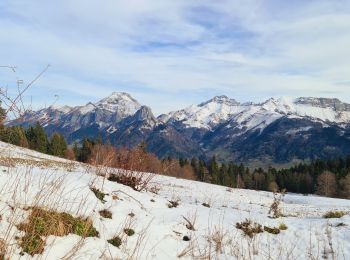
[{"xmin": 0, "ymin": 0, "xmax": 349, "ymax": 115}]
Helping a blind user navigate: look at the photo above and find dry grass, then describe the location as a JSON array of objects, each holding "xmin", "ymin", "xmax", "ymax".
[
  {"xmin": 236, "ymin": 219, "xmax": 263, "ymax": 238},
  {"xmin": 323, "ymin": 211, "xmax": 347, "ymax": 219},
  {"xmin": 269, "ymin": 189, "xmax": 286, "ymax": 218},
  {"xmin": 99, "ymin": 209, "xmax": 112, "ymax": 219},
  {"xmin": 17, "ymin": 208, "xmax": 99, "ymax": 255},
  {"xmin": 90, "ymin": 187, "xmax": 106, "ymax": 202},
  {"xmin": 183, "ymin": 211, "xmax": 198, "ymax": 231}
]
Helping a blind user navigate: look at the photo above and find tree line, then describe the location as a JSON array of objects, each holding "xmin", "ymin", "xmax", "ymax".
[
  {"xmin": 0, "ymin": 116, "xmax": 349, "ymax": 200},
  {"xmin": 0, "ymin": 122, "xmax": 69, "ymax": 158},
  {"xmin": 190, "ymin": 156, "xmax": 350, "ymax": 199}
]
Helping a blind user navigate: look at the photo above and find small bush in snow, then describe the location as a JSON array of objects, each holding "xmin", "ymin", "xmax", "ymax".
[
  {"xmin": 90, "ymin": 187, "xmax": 106, "ymax": 202},
  {"xmin": 168, "ymin": 200, "xmax": 180, "ymax": 208},
  {"xmin": 108, "ymin": 236, "xmax": 122, "ymax": 248},
  {"xmin": 99, "ymin": 209, "xmax": 112, "ymax": 219},
  {"xmin": 279, "ymin": 223, "xmax": 288, "ymax": 230},
  {"xmin": 124, "ymin": 228, "xmax": 135, "ymax": 236},
  {"xmin": 323, "ymin": 211, "xmax": 346, "ymax": 219},
  {"xmin": 269, "ymin": 189, "xmax": 285, "ymax": 218},
  {"xmin": 149, "ymin": 185, "xmax": 161, "ymax": 194},
  {"xmin": 108, "ymin": 170, "xmax": 153, "ymax": 192},
  {"xmin": 264, "ymin": 226, "xmax": 280, "ymax": 235},
  {"xmin": 202, "ymin": 202, "xmax": 210, "ymax": 208},
  {"xmin": 236, "ymin": 219, "xmax": 263, "ymax": 238}
]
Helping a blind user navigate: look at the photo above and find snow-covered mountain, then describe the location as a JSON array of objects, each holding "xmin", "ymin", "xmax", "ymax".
[
  {"xmin": 162, "ymin": 96, "xmax": 350, "ymax": 132},
  {"xmin": 9, "ymin": 93, "xmax": 350, "ymax": 165}
]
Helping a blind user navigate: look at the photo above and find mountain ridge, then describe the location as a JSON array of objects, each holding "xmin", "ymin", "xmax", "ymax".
[{"xmin": 8, "ymin": 92, "xmax": 350, "ymax": 165}]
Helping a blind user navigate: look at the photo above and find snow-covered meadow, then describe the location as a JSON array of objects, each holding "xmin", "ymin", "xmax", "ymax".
[{"xmin": 0, "ymin": 141, "xmax": 349, "ymax": 259}]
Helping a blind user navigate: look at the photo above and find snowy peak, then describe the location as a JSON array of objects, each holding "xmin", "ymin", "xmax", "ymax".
[
  {"xmin": 162, "ymin": 95, "xmax": 243, "ymax": 129},
  {"xmin": 95, "ymin": 92, "xmax": 141, "ymax": 115},
  {"xmin": 164, "ymin": 95, "xmax": 350, "ymax": 131},
  {"xmin": 199, "ymin": 95, "xmax": 240, "ymax": 107},
  {"xmin": 295, "ymin": 97, "xmax": 350, "ymax": 111}
]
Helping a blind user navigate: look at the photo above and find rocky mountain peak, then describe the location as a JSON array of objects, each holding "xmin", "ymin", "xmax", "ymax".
[
  {"xmin": 134, "ymin": 106, "xmax": 156, "ymax": 121},
  {"xmin": 94, "ymin": 92, "xmax": 141, "ymax": 116},
  {"xmin": 295, "ymin": 97, "xmax": 350, "ymax": 111},
  {"xmin": 199, "ymin": 95, "xmax": 240, "ymax": 107}
]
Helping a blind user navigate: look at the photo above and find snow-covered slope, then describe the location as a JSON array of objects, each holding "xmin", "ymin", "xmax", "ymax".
[
  {"xmin": 0, "ymin": 141, "xmax": 349, "ymax": 259},
  {"xmin": 161, "ymin": 96, "xmax": 244, "ymax": 129}
]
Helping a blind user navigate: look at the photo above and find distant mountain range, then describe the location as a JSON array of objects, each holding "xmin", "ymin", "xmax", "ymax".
[{"xmin": 9, "ymin": 92, "xmax": 350, "ymax": 166}]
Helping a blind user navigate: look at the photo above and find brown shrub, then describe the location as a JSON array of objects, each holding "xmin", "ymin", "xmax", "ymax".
[
  {"xmin": 64, "ymin": 148, "xmax": 76, "ymax": 160},
  {"xmin": 108, "ymin": 170, "xmax": 153, "ymax": 192},
  {"xmin": 236, "ymin": 219, "xmax": 263, "ymax": 238},
  {"xmin": 99, "ymin": 209, "xmax": 112, "ymax": 219}
]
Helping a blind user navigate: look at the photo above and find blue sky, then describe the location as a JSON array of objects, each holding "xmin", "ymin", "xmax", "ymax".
[{"xmin": 0, "ymin": 0, "xmax": 350, "ymax": 115}]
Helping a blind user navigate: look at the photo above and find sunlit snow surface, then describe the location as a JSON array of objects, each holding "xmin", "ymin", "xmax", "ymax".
[
  {"xmin": 165, "ymin": 96, "xmax": 350, "ymax": 132},
  {"xmin": 0, "ymin": 141, "xmax": 349, "ymax": 259}
]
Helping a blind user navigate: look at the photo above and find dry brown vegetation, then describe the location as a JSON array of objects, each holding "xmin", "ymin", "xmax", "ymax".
[
  {"xmin": 269, "ymin": 189, "xmax": 285, "ymax": 218},
  {"xmin": 87, "ymin": 144, "xmax": 197, "ymax": 193},
  {"xmin": 17, "ymin": 208, "xmax": 99, "ymax": 256},
  {"xmin": 236, "ymin": 219, "xmax": 263, "ymax": 238},
  {"xmin": 88, "ymin": 144, "xmax": 196, "ymax": 181}
]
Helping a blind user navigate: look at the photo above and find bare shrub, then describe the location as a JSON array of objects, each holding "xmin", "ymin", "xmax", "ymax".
[
  {"xmin": 236, "ymin": 219, "xmax": 263, "ymax": 238},
  {"xmin": 183, "ymin": 211, "xmax": 197, "ymax": 231},
  {"xmin": 162, "ymin": 159, "xmax": 196, "ymax": 180},
  {"xmin": 316, "ymin": 171, "xmax": 337, "ymax": 197},
  {"xmin": 168, "ymin": 200, "xmax": 180, "ymax": 208},
  {"xmin": 114, "ymin": 146, "xmax": 162, "ymax": 174},
  {"xmin": 88, "ymin": 144, "xmax": 116, "ymax": 170},
  {"xmin": 263, "ymin": 226, "xmax": 280, "ymax": 235},
  {"xmin": 108, "ymin": 169, "xmax": 154, "ymax": 192},
  {"xmin": 148, "ymin": 185, "xmax": 160, "ymax": 194},
  {"xmin": 269, "ymin": 189, "xmax": 285, "ymax": 218},
  {"xmin": 0, "ymin": 238, "xmax": 6, "ymax": 259},
  {"xmin": 99, "ymin": 209, "xmax": 112, "ymax": 219},
  {"xmin": 0, "ymin": 64, "xmax": 50, "ymax": 121},
  {"xmin": 210, "ymin": 226, "xmax": 227, "ymax": 254},
  {"xmin": 64, "ymin": 148, "xmax": 76, "ymax": 160}
]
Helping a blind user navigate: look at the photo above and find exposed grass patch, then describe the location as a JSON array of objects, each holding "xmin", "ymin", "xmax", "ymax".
[
  {"xmin": 264, "ymin": 226, "xmax": 280, "ymax": 235},
  {"xmin": 168, "ymin": 200, "xmax": 179, "ymax": 208},
  {"xmin": 335, "ymin": 222, "xmax": 347, "ymax": 227},
  {"xmin": 279, "ymin": 223, "xmax": 288, "ymax": 230},
  {"xmin": 17, "ymin": 208, "xmax": 99, "ymax": 256},
  {"xmin": 90, "ymin": 187, "xmax": 106, "ymax": 202},
  {"xmin": 123, "ymin": 228, "xmax": 135, "ymax": 236},
  {"xmin": 323, "ymin": 211, "xmax": 346, "ymax": 219},
  {"xmin": 202, "ymin": 203, "xmax": 210, "ymax": 208},
  {"xmin": 236, "ymin": 219, "xmax": 263, "ymax": 238},
  {"xmin": 108, "ymin": 236, "xmax": 122, "ymax": 248},
  {"xmin": 99, "ymin": 209, "xmax": 112, "ymax": 219}
]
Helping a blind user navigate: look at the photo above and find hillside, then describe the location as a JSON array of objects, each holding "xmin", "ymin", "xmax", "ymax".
[
  {"xmin": 0, "ymin": 141, "xmax": 349, "ymax": 259},
  {"xmin": 9, "ymin": 93, "xmax": 350, "ymax": 165}
]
